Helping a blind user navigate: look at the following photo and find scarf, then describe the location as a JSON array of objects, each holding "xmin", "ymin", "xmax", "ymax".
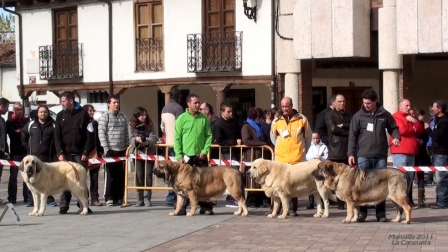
[{"xmin": 247, "ymin": 118, "xmax": 263, "ymax": 140}]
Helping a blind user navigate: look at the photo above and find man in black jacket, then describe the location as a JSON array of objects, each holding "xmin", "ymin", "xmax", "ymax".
[
  {"xmin": 348, "ymin": 89, "xmax": 401, "ymax": 222},
  {"xmin": 424, "ymin": 100, "xmax": 448, "ymax": 209},
  {"xmin": 315, "ymin": 95, "xmax": 336, "ymax": 145},
  {"xmin": 325, "ymin": 94, "xmax": 352, "ymax": 210},
  {"xmin": 212, "ymin": 102, "xmax": 241, "ymax": 207},
  {"xmin": 54, "ymin": 91, "xmax": 93, "ymax": 214},
  {"xmin": 21, "ymin": 105, "xmax": 57, "ymax": 206}
]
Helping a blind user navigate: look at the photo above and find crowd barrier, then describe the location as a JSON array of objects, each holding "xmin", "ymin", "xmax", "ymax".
[{"xmin": 121, "ymin": 143, "xmax": 275, "ymax": 207}]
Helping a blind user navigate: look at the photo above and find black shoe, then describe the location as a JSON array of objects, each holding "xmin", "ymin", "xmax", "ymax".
[
  {"xmin": 377, "ymin": 216, "xmax": 388, "ymax": 222},
  {"xmin": 306, "ymin": 204, "xmax": 314, "ymax": 209},
  {"xmin": 357, "ymin": 213, "xmax": 367, "ymax": 222},
  {"xmin": 287, "ymin": 210, "xmax": 298, "ymax": 216},
  {"xmin": 199, "ymin": 208, "xmax": 206, "ymax": 214},
  {"xmin": 430, "ymin": 204, "xmax": 447, "ymax": 209},
  {"xmin": 59, "ymin": 207, "xmax": 69, "ymax": 214}
]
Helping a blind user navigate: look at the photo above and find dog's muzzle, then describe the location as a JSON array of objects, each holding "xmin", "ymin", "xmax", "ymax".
[
  {"xmin": 26, "ymin": 166, "xmax": 34, "ymax": 177},
  {"xmin": 153, "ymin": 169, "xmax": 165, "ymax": 179}
]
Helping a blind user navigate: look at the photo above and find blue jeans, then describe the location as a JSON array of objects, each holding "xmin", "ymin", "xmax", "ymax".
[
  {"xmin": 433, "ymin": 154, "xmax": 448, "ymax": 207},
  {"xmin": 357, "ymin": 156, "xmax": 387, "ymax": 217},
  {"xmin": 392, "ymin": 154, "xmax": 415, "ymax": 203},
  {"xmin": 166, "ymin": 148, "xmax": 176, "ymax": 204}
]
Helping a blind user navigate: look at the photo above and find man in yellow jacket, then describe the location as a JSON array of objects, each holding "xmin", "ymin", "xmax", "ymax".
[{"xmin": 272, "ymin": 97, "xmax": 312, "ymax": 215}]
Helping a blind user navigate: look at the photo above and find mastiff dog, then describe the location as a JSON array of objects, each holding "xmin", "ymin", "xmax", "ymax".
[
  {"xmin": 19, "ymin": 155, "xmax": 90, "ymax": 216},
  {"xmin": 248, "ymin": 159, "xmax": 337, "ymax": 219},
  {"xmin": 312, "ymin": 160, "xmax": 411, "ymax": 224},
  {"xmin": 154, "ymin": 160, "xmax": 248, "ymax": 217}
]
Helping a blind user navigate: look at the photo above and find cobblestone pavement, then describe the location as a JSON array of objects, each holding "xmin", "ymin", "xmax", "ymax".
[{"xmin": 1, "ymin": 167, "xmax": 448, "ymax": 251}]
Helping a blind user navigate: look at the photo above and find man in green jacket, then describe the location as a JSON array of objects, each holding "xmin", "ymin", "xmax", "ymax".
[{"xmin": 174, "ymin": 93, "xmax": 213, "ymax": 214}]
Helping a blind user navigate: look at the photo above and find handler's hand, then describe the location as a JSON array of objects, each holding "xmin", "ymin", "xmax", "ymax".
[
  {"xmin": 58, "ymin": 155, "xmax": 65, "ymax": 161},
  {"xmin": 348, "ymin": 156, "xmax": 355, "ymax": 167},
  {"xmin": 392, "ymin": 138, "xmax": 400, "ymax": 147},
  {"xmin": 81, "ymin": 155, "xmax": 87, "ymax": 161},
  {"xmin": 198, "ymin": 153, "xmax": 206, "ymax": 160},
  {"xmin": 177, "ymin": 159, "xmax": 185, "ymax": 164},
  {"xmin": 424, "ymin": 123, "xmax": 430, "ymax": 129}
]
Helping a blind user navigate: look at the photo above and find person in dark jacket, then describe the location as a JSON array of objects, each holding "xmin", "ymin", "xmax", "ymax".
[
  {"xmin": 241, "ymin": 107, "xmax": 269, "ymax": 208},
  {"xmin": 314, "ymin": 95, "xmax": 336, "ymax": 145},
  {"xmin": 21, "ymin": 105, "xmax": 57, "ymax": 206},
  {"xmin": 415, "ymin": 109, "xmax": 431, "ymax": 207},
  {"xmin": 0, "ymin": 98, "xmax": 9, "ymax": 205},
  {"xmin": 212, "ymin": 102, "xmax": 241, "ymax": 207},
  {"xmin": 424, "ymin": 100, "xmax": 448, "ymax": 209},
  {"xmin": 325, "ymin": 94, "xmax": 352, "ymax": 210},
  {"xmin": 6, "ymin": 103, "xmax": 28, "ymax": 204},
  {"xmin": 83, "ymin": 104, "xmax": 104, "ymax": 206},
  {"xmin": 54, "ymin": 91, "xmax": 94, "ymax": 214},
  {"xmin": 348, "ymin": 89, "xmax": 401, "ymax": 222}
]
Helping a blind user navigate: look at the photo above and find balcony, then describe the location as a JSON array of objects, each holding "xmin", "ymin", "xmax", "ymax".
[
  {"xmin": 136, "ymin": 37, "xmax": 164, "ymax": 72},
  {"xmin": 39, "ymin": 43, "xmax": 83, "ymax": 80},
  {"xmin": 187, "ymin": 31, "xmax": 242, "ymax": 73}
]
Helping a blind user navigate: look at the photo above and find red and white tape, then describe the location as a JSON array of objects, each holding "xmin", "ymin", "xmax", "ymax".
[{"xmin": 2, "ymin": 156, "xmax": 448, "ymax": 173}]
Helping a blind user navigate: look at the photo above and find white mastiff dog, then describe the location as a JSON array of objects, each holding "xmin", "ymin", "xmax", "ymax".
[
  {"xmin": 19, "ymin": 155, "xmax": 90, "ymax": 216},
  {"xmin": 248, "ymin": 159, "xmax": 337, "ymax": 219}
]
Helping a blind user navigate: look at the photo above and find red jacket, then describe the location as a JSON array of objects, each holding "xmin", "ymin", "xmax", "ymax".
[{"xmin": 390, "ymin": 111, "xmax": 424, "ymax": 155}]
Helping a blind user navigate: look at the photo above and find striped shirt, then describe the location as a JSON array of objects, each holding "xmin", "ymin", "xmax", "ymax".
[{"xmin": 98, "ymin": 111, "xmax": 129, "ymax": 152}]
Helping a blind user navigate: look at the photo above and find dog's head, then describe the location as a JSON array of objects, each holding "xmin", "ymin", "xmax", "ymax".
[
  {"xmin": 311, "ymin": 160, "xmax": 339, "ymax": 190},
  {"xmin": 153, "ymin": 160, "xmax": 180, "ymax": 183},
  {"xmin": 248, "ymin": 158, "xmax": 270, "ymax": 184},
  {"xmin": 19, "ymin": 155, "xmax": 43, "ymax": 183}
]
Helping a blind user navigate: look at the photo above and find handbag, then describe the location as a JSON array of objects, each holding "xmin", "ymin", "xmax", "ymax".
[{"xmin": 88, "ymin": 148, "xmax": 101, "ymax": 170}]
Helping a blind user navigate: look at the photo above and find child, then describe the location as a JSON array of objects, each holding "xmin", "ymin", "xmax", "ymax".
[{"xmin": 306, "ymin": 131, "xmax": 328, "ymax": 161}]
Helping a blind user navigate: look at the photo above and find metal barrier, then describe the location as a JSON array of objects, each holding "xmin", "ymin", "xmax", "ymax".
[{"xmin": 122, "ymin": 144, "xmax": 275, "ymax": 207}]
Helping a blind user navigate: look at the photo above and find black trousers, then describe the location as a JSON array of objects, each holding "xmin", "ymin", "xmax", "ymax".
[
  {"xmin": 60, "ymin": 155, "xmax": 88, "ymax": 209},
  {"xmin": 104, "ymin": 150, "xmax": 126, "ymax": 202},
  {"xmin": 8, "ymin": 155, "xmax": 25, "ymax": 204},
  {"xmin": 89, "ymin": 167, "xmax": 100, "ymax": 201},
  {"xmin": 136, "ymin": 160, "xmax": 154, "ymax": 200}
]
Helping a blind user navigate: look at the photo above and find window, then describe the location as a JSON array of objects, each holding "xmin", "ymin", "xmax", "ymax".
[
  {"xmin": 135, "ymin": 0, "xmax": 164, "ymax": 72},
  {"xmin": 88, "ymin": 91, "xmax": 108, "ymax": 103}
]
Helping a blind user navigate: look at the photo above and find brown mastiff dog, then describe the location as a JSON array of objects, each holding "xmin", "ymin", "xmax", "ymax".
[
  {"xmin": 312, "ymin": 160, "xmax": 411, "ymax": 224},
  {"xmin": 154, "ymin": 160, "xmax": 248, "ymax": 217}
]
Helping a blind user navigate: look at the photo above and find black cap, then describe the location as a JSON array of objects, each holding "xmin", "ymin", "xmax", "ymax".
[{"xmin": 169, "ymin": 87, "xmax": 181, "ymax": 98}]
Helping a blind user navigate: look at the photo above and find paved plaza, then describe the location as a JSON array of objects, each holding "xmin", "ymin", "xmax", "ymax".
[{"xmin": 1, "ymin": 167, "xmax": 448, "ymax": 252}]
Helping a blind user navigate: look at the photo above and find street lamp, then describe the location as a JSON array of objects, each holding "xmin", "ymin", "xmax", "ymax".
[{"xmin": 243, "ymin": 0, "xmax": 256, "ymax": 22}]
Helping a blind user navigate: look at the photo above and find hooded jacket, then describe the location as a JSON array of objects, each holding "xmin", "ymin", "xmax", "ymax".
[
  {"xmin": 54, "ymin": 102, "xmax": 93, "ymax": 156},
  {"xmin": 272, "ymin": 110, "xmax": 312, "ymax": 164},
  {"xmin": 21, "ymin": 119, "xmax": 56, "ymax": 162},
  {"xmin": 390, "ymin": 110, "xmax": 424, "ymax": 155},
  {"xmin": 348, "ymin": 103, "xmax": 400, "ymax": 158}
]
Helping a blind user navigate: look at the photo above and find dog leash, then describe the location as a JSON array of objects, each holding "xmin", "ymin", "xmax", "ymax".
[{"xmin": 64, "ymin": 161, "xmax": 80, "ymax": 182}]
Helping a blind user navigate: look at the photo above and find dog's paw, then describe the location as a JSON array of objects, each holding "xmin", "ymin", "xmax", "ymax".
[
  {"xmin": 313, "ymin": 213, "xmax": 323, "ymax": 218},
  {"xmin": 321, "ymin": 213, "xmax": 329, "ymax": 218},
  {"xmin": 169, "ymin": 211, "xmax": 177, "ymax": 216},
  {"xmin": 267, "ymin": 214, "xmax": 275, "ymax": 218},
  {"xmin": 233, "ymin": 210, "xmax": 242, "ymax": 215},
  {"xmin": 28, "ymin": 212, "xmax": 37, "ymax": 216},
  {"xmin": 278, "ymin": 215, "xmax": 286, "ymax": 219},
  {"xmin": 186, "ymin": 212, "xmax": 195, "ymax": 217},
  {"xmin": 35, "ymin": 212, "xmax": 44, "ymax": 217},
  {"xmin": 79, "ymin": 211, "xmax": 88, "ymax": 216},
  {"xmin": 401, "ymin": 220, "xmax": 410, "ymax": 224},
  {"xmin": 341, "ymin": 219, "xmax": 351, "ymax": 224},
  {"xmin": 241, "ymin": 212, "xmax": 248, "ymax": 217}
]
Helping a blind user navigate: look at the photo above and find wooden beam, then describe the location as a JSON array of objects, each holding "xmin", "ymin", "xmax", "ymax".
[
  {"xmin": 371, "ymin": 0, "xmax": 382, "ymax": 9},
  {"xmin": 18, "ymin": 75, "xmax": 272, "ymax": 96}
]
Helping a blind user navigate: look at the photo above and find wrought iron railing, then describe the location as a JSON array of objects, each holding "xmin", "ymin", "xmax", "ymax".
[
  {"xmin": 39, "ymin": 43, "xmax": 83, "ymax": 80},
  {"xmin": 0, "ymin": 31, "xmax": 15, "ymax": 43},
  {"xmin": 187, "ymin": 31, "xmax": 242, "ymax": 72},
  {"xmin": 136, "ymin": 37, "xmax": 164, "ymax": 72}
]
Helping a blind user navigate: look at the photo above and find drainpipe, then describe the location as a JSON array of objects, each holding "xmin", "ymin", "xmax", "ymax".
[
  {"xmin": 98, "ymin": 0, "xmax": 113, "ymax": 95},
  {"xmin": 2, "ymin": 1, "xmax": 25, "ymax": 102},
  {"xmin": 270, "ymin": 0, "xmax": 277, "ymax": 107}
]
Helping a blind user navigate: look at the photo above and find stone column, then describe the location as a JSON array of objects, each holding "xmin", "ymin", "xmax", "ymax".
[
  {"xmin": 209, "ymin": 83, "xmax": 232, "ymax": 111},
  {"xmin": 284, "ymin": 73, "xmax": 299, "ymax": 110},
  {"xmin": 159, "ymin": 85, "xmax": 175, "ymax": 105},
  {"xmin": 379, "ymin": 0, "xmax": 402, "ymax": 113}
]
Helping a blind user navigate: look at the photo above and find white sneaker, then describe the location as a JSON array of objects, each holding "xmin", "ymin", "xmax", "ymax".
[{"xmin": 106, "ymin": 200, "xmax": 114, "ymax": 206}]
